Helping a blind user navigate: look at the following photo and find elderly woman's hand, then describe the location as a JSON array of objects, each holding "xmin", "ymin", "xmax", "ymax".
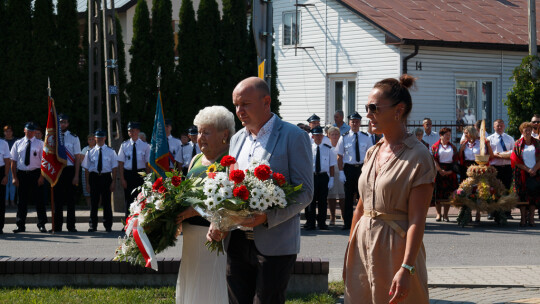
[
  {"xmin": 388, "ymin": 267, "xmax": 411, "ymax": 304},
  {"xmin": 175, "ymin": 206, "xmax": 200, "ymax": 225},
  {"xmin": 206, "ymin": 223, "xmax": 228, "ymax": 242}
]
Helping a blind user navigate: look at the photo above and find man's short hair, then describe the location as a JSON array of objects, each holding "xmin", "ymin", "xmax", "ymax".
[
  {"xmin": 493, "ymin": 119, "xmax": 505, "ymax": 125},
  {"xmin": 532, "ymin": 114, "xmax": 540, "ymax": 119},
  {"xmin": 335, "ymin": 110, "xmax": 344, "ymax": 117},
  {"xmin": 3, "ymin": 125, "xmax": 12, "ymax": 132},
  {"xmin": 253, "ymin": 79, "xmax": 270, "ymax": 97},
  {"xmin": 423, "ymin": 118, "xmax": 432, "ymax": 123}
]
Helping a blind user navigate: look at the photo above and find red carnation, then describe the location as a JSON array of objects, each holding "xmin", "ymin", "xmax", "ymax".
[
  {"xmin": 233, "ymin": 185, "xmax": 250, "ymax": 201},
  {"xmin": 272, "ymin": 172, "xmax": 286, "ymax": 186},
  {"xmin": 152, "ymin": 177, "xmax": 163, "ymax": 191},
  {"xmin": 171, "ymin": 176, "xmax": 182, "ymax": 187},
  {"xmin": 254, "ymin": 164, "xmax": 272, "ymax": 181},
  {"xmin": 208, "ymin": 172, "xmax": 216, "ymax": 179},
  {"xmin": 229, "ymin": 169, "xmax": 245, "ymax": 184},
  {"xmin": 220, "ymin": 155, "xmax": 237, "ymax": 167},
  {"xmin": 158, "ymin": 186, "xmax": 167, "ymax": 194},
  {"xmin": 140, "ymin": 200, "xmax": 147, "ymax": 210}
]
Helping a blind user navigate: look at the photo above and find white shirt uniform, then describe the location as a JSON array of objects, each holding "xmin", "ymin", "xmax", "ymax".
[
  {"xmin": 82, "ymin": 144, "xmax": 118, "ymax": 173},
  {"xmin": 312, "ymin": 142, "xmax": 337, "ymax": 174},
  {"xmin": 117, "ymin": 138, "xmax": 150, "ymax": 170},
  {"xmin": 336, "ymin": 131, "xmax": 372, "ymax": 165},
  {"xmin": 334, "ymin": 123, "xmax": 350, "ymax": 135},
  {"xmin": 181, "ymin": 142, "xmax": 201, "ymax": 168},
  {"xmin": 523, "ymin": 145, "xmax": 537, "ymax": 169},
  {"xmin": 0, "ymin": 139, "xmax": 10, "ymax": 166},
  {"xmin": 237, "ymin": 114, "xmax": 277, "ymax": 170},
  {"xmin": 463, "ymin": 140, "xmax": 481, "ymax": 161},
  {"xmin": 487, "ymin": 132, "xmax": 514, "ymax": 166},
  {"xmin": 167, "ymin": 135, "xmax": 182, "ymax": 166},
  {"xmin": 62, "ymin": 130, "xmax": 82, "ymax": 166},
  {"xmin": 310, "ymin": 136, "xmax": 331, "ymax": 146},
  {"xmin": 11, "ymin": 137, "xmax": 43, "ymax": 171},
  {"xmin": 437, "ymin": 144, "xmax": 454, "ymax": 164},
  {"xmin": 422, "ymin": 131, "xmax": 439, "ymax": 149}
]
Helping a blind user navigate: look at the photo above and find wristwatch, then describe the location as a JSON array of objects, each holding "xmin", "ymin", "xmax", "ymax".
[{"xmin": 401, "ymin": 263, "xmax": 416, "ymax": 275}]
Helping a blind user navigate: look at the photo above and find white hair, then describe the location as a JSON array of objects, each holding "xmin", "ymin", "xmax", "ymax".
[{"xmin": 193, "ymin": 106, "xmax": 236, "ymax": 140}]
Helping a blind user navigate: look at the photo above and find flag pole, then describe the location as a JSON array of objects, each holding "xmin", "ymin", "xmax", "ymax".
[{"xmin": 48, "ymin": 77, "xmax": 56, "ymax": 234}]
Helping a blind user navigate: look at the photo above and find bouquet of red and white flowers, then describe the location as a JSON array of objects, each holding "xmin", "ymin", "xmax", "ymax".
[
  {"xmin": 189, "ymin": 155, "xmax": 303, "ymax": 254},
  {"xmin": 113, "ymin": 171, "xmax": 196, "ymax": 270}
]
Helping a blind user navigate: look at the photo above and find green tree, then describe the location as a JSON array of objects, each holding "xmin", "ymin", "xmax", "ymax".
[
  {"xmin": 270, "ymin": 45, "xmax": 281, "ymax": 117},
  {"xmin": 151, "ymin": 0, "xmax": 175, "ymax": 118},
  {"xmin": 32, "ymin": 0, "xmax": 56, "ymax": 105},
  {"xmin": 175, "ymin": 0, "xmax": 199, "ymax": 132},
  {"xmin": 115, "ymin": 14, "xmax": 128, "ymax": 137},
  {"xmin": 220, "ymin": 0, "xmax": 248, "ymax": 114},
  {"xmin": 0, "ymin": 0, "xmax": 7, "ymax": 118},
  {"xmin": 246, "ymin": 24, "xmax": 258, "ymax": 77},
  {"xmin": 504, "ymin": 55, "xmax": 540, "ymax": 137},
  {"xmin": 55, "ymin": 0, "xmax": 85, "ymax": 135},
  {"xmin": 196, "ymin": 0, "xmax": 221, "ymax": 108},
  {"xmin": 127, "ymin": 0, "xmax": 155, "ymax": 134},
  {"xmin": 5, "ymin": 0, "xmax": 35, "ymax": 133}
]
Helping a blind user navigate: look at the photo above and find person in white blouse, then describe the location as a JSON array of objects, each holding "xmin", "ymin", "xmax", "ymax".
[
  {"xmin": 422, "ymin": 118, "xmax": 439, "ymax": 148},
  {"xmin": 305, "ymin": 126, "xmax": 336, "ymax": 230},
  {"xmin": 165, "ymin": 119, "xmax": 183, "ymax": 170},
  {"xmin": 460, "ymin": 120, "xmax": 489, "ymax": 144},
  {"xmin": 0, "ymin": 138, "xmax": 11, "ymax": 234},
  {"xmin": 326, "ymin": 126, "xmax": 345, "ymax": 226},
  {"xmin": 431, "ymin": 128, "xmax": 459, "ymax": 222},
  {"xmin": 459, "ymin": 126, "xmax": 494, "ymax": 223},
  {"xmin": 532, "ymin": 114, "xmax": 540, "ymax": 139},
  {"xmin": 82, "ymin": 129, "xmax": 118, "ymax": 232},
  {"xmin": 487, "ymin": 119, "xmax": 515, "ymax": 220}
]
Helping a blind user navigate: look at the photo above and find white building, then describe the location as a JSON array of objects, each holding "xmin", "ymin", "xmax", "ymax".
[{"xmin": 273, "ymin": 0, "xmax": 538, "ymax": 135}]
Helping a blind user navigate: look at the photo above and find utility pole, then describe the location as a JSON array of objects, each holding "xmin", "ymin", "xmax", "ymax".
[
  {"xmin": 252, "ymin": 0, "xmax": 273, "ymax": 89},
  {"xmin": 529, "ymin": 0, "xmax": 537, "ymax": 77}
]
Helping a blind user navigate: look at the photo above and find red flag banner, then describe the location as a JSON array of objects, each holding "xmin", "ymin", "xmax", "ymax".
[{"xmin": 41, "ymin": 97, "xmax": 67, "ymax": 186}]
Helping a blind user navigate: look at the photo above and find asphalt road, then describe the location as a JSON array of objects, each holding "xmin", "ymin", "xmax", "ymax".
[{"xmin": 1, "ymin": 212, "xmax": 540, "ymax": 270}]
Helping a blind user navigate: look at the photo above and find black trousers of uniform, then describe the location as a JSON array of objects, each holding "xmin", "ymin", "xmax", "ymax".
[
  {"xmin": 343, "ymin": 164, "xmax": 362, "ymax": 228},
  {"xmin": 305, "ymin": 173, "xmax": 329, "ymax": 228},
  {"xmin": 226, "ymin": 230, "xmax": 297, "ymax": 304},
  {"xmin": 89, "ymin": 172, "xmax": 113, "ymax": 230},
  {"xmin": 123, "ymin": 169, "xmax": 145, "ymax": 220},
  {"xmin": 494, "ymin": 165, "xmax": 513, "ymax": 217},
  {"xmin": 0, "ymin": 166, "xmax": 5, "ymax": 230},
  {"xmin": 16, "ymin": 169, "xmax": 48, "ymax": 229},
  {"xmin": 53, "ymin": 166, "xmax": 77, "ymax": 231}
]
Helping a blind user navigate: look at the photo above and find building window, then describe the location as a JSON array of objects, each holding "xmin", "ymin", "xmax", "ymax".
[
  {"xmin": 456, "ymin": 79, "xmax": 495, "ymax": 134},
  {"xmin": 283, "ymin": 11, "xmax": 300, "ymax": 46},
  {"xmin": 330, "ymin": 76, "xmax": 356, "ymax": 122}
]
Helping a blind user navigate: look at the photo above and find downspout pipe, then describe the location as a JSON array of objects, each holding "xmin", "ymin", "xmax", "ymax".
[{"xmin": 402, "ymin": 44, "xmax": 419, "ymax": 74}]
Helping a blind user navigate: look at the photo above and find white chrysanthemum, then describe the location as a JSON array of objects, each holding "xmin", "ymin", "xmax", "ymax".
[
  {"xmin": 213, "ymin": 172, "xmax": 228, "ymax": 183},
  {"xmin": 256, "ymin": 199, "xmax": 269, "ymax": 211},
  {"xmin": 249, "ymin": 198, "xmax": 259, "ymax": 209},
  {"xmin": 219, "ymin": 186, "xmax": 233, "ymax": 198},
  {"xmin": 129, "ymin": 202, "xmax": 139, "ymax": 214},
  {"xmin": 154, "ymin": 199, "xmax": 164, "ymax": 210},
  {"xmin": 250, "ymin": 187, "xmax": 263, "ymax": 199},
  {"xmin": 205, "ymin": 198, "xmax": 217, "ymax": 210},
  {"xmin": 203, "ymin": 183, "xmax": 219, "ymax": 196}
]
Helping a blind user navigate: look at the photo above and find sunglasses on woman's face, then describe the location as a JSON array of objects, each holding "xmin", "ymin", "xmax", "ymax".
[
  {"xmin": 364, "ymin": 103, "xmax": 396, "ymax": 114},
  {"xmin": 532, "ymin": 121, "xmax": 540, "ymax": 124}
]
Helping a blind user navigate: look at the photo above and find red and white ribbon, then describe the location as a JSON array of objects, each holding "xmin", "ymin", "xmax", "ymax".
[{"xmin": 125, "ymin": 215, "xmax": 158, "ymax": 271}]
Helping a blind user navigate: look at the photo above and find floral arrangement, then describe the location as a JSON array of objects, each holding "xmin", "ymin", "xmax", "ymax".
[
  {"xmin": 189, "ymin": 156, "xmax": 303, "ymax": 254},
  {"xmin": 113, "ymin": 171, "xmax": 195, "ymax": 270},
  {"xmin": 451, "ymin": 164, "xmax": 518, "ymax": 226}
]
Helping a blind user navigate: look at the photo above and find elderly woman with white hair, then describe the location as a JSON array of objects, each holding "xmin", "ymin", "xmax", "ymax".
[{"xmin": 175, "ymin": 105, "xmax": 235, "ymax": 304}]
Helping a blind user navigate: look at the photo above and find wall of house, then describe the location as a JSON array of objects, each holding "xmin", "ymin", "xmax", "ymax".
[{"xmin": 273, "ymin": 0, "xmax": 400, "ymax": 126}]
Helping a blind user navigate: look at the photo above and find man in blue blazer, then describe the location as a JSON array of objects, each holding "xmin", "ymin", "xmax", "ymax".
[{"xmin": 208, "ymin": 77, "xmax": 314, "ymax": 304}]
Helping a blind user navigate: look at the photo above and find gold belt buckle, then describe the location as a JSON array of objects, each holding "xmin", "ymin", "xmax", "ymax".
[{"xmin": 368, "ymin": 210, "xmax": 378, "ymax": 218}]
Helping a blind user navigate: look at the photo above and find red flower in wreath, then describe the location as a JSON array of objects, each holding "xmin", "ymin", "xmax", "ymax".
[
  {"xmin": 233, "ymin": 185, "xmax": 250, "ymax": 201},
  {"xmin": 171, "ymin": 176, "xmax": 182, "ymax": 187},
  {"xmin": 229, "ymin": 169, "xmax": 245, "ymax": 184},
  {"xmin": 158, "ymin": 186, "xmax": 167, "ymax": 194},
  {"xmin": 272, "ymin": 172, "xmax": 286, "ymax": 186},
  {"xmin": 220, "ymin": 155, "xmax": 237, "ymax": 167},
  {"xmin": 208, "ymin": 172, "xmax": 216, "ymax": 179},
  {"xmin": 254, "ymin": 164, "xmax": 272, "ymax": 181},
  {"xmin": 152, "ymin": 177, "xmax": 163, "ymax": 191}
]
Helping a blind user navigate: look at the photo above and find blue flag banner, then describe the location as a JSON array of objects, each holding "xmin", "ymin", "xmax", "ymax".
[{"xmin": 149, "ymin": 91, "xmax": 171, "ymax": 177}]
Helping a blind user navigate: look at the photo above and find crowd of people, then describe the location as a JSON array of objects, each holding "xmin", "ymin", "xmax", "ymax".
[{"xmin": 0, "ymin": 117, "xmax": 200, "ymax": 234}]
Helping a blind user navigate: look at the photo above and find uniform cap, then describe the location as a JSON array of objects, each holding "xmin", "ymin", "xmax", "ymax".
[
  {"xmin": 307, "ymin": 114, "xmax": 321, "ymax": 123},
  {"xmin": 165, "ymin": 119, "xmax": 173, "ymax": 126},
  {"xmin": 310, "ymin": 126, "xmax": 324, "ymax": 135},
  {"xmin": 348, "ymin": 111, "xmax": 362, "ymax": 120},
  {"xmin": 188, "ymin": 125, "xmax": 198, "ymax": 135},
  {"xmin": 94, "ymin": 129, "xmax": 106, "ymax": 138},
  {"xmin": 127, "ymin": 121, "xmax": 141, "ymax": 130},
  {"xmin": 24, "ymin": 122, "xmax": 36, "ymax": 131},
  {"xmin": 58, "ymin": 113, "xmax": 69, "ymax": 121}
]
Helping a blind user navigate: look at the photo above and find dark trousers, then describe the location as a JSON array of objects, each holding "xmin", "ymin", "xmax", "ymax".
[
  {"xmin": 226, "ymin": 230, "xmax": 297, "ymax": 304},
  {"xmin": 0, "ymin": 167, "xmax": 5, "ymax": 230},
  {"xmin": 89, "ymin": 172, "xmax": 113, "ymax": 229},
  {"xmin": 343, "ymin": 164, "xmax": 362, "ymax": 228},
  {"xmin": 305, "ymin": 173, "xmax": 329, "ymax": 228},
  {"xmin": 123, "ymin": 169, "xmax": 144, "ymax": 219},
  {"xmin": 16, "ymin": 169, "xmax": 47, "ymax": 229},
  {"xmin": 494, "ymin": 165, "xmax": 513, "ymax": 217},
  {"xmin": 53, "ymin": 166, "xmax": 76, "ymax": 231},
  {"xmin": 182, "ymin": 167, "xmax": 188, "ymax": 177}
]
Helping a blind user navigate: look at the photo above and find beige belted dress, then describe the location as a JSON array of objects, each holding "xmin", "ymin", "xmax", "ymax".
[{"xmin": 344, "ymin": 134, "xmax": 436, "ymax": 304}]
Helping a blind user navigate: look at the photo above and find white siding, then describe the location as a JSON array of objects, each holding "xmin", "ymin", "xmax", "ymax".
[{"xmin": 273, "ymin": 0, "xmax": 400, "ymax": 126}]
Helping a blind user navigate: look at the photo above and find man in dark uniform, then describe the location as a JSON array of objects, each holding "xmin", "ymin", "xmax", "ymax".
[
  {"xmin": 52, "ymin": 114, "xmax": 82, "ymax": 232},
  {"xmin": 118, "ymin": 122, "xmax": 150, "ymax": 221},
  {"xmin": 305, "ymin": 126, "xmax": 336, "ymax": 230},
  {"xmin": 181, "ymin": 126, "xmax": 200, "ymax": 175},
  {"xmin": 0, "ymin": 137, "xmax": 11, "ymax": 234},
  {"xmin": 10, "ymin": 122, "xmax": 47, "ymax": 233},
  {"xmin": 165, "ymin": 119, "xmax": 182, "ymax": 170},
  {"xmin": 82, "ymin": 130, "xmax": 118, "ymax": 232},
  {"xmin": 336, "ymin": 112, "xmax": 372, "ymax": 230},
  {"xmin": 307, "ymin": 114, "xmax": 321, "ymax": 130}
]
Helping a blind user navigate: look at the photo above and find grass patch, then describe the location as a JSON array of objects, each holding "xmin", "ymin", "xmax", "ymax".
[{"xmin": 0, "ymin": 282, "xmax": 345, "ymax": 304}]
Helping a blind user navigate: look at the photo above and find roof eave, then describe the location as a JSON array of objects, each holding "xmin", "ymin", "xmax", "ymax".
[{"xmin": 388, "ymin": 38, "xmax": 534, "ymax": 52}]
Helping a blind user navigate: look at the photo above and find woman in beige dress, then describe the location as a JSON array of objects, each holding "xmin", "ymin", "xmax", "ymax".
[{"xmin": 344, "ymin": 75, "xmax": 436, "ymax": 304}]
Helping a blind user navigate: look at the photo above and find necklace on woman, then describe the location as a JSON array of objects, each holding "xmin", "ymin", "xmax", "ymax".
[
  {"xmin": 467, "ymin": 141, "xmax": 476, "ymax": 149},
  {"xmin": 441, "ymin": 142, "xmax": 449, "ymax": 149},
  {"xmin": 375, "ymin": 142, "xmax": 404, "ymax": 175}
]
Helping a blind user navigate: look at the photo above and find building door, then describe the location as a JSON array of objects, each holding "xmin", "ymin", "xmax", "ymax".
[
  {"xmin": 456, "ymin": 78, "xmax": 496, "ymax": 133},
  {"xmin": 329, "ymin": 75, "xmax": 356, "ymax": 124}
]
